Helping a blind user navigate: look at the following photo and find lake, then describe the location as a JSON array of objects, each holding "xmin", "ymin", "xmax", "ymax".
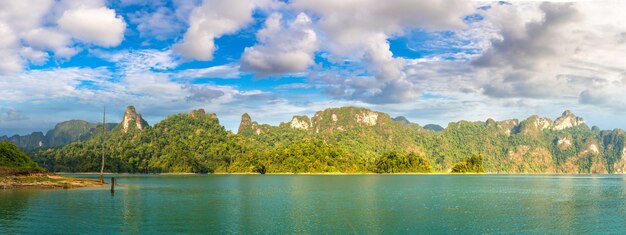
[{"xmin": 1, "ymin": 174, "xmax": 626, "ymax": 234}]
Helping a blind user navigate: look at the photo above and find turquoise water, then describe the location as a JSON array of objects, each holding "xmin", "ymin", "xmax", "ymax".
[{"xmin": 1, "ymin": 174, "xmax": 626, "ymax": 234}]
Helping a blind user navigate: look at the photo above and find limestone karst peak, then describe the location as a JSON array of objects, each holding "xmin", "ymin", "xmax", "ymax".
[
  {"xmin": 120, "ymin": 105, "xmax": 149, "ymax": 133},
  {"xmin": 553, "ymin": 110, "xmax": 584, "ymax": 130}
]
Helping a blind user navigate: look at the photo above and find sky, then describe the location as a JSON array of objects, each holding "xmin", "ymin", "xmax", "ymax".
[{"xmin": 1, "ymin": 0, "xmax": 626, "ymax": 135}]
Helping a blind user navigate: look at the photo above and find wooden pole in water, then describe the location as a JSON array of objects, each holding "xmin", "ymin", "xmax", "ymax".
[
  {"xmin": 110, "ymin": 177, "xmax": 115, "ymax": 193},
  {"xmin": 100, "ymin": 106, "xmax": 106, "ymax": 184}
]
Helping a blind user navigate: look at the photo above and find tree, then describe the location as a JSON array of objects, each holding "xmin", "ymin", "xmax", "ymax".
[{"xmin": 451, "ymin": 154, "xmax": 484, "ymax": 173}]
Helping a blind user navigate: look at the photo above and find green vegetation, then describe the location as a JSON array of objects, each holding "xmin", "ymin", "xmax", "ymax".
[
  {"xmin": 374, "ymin": 152, "xmax": 432, "ymax": 173},
  {"xmin": 451, "ymin": 154, "xmax": 485, "ymax": 173},
  {"xmin": 24, "ymin": 106, "xmax": 626, "ymax": 174},
  {"xmin": 0, "ymin": 141, "xmax": 102, "ymax": 189},
  {"xmin": 0, "ymin": 141, "xmax": 42, "ymax": 176}
]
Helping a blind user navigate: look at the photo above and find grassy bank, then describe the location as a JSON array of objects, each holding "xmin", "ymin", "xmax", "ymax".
[
  {"xmin": 1, "ymin": 171, "xmax": 103, "ymax": 189},
  {"xmin": 1, "ymin": 141, "xmax": 104, "ymax": 189}
]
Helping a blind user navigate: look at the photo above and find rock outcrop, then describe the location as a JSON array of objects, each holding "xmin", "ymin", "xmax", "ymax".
[
  {"xmin": 120, "ymin": 106, "xmax": 149, "ymax": 133},
  {"xmin": 356, "ymin": 112, "xmax": 379, "ymax": 126},
  {"xmin": 552, "ymin": 110, "xmax": 585, "ymax": 130},
  {"xmin": 309, "ymin": 107, "xmax": 391, "ymax": 133},
  {"xmin": 557, "ymin": 136, "xmax": 572, "ymax": 149},
  {"xmin": 532, "ymin": 116, "xmax": 553, "ymax": 130},
  {"xmin": 0, "ymin": 132, "xmax": 46, "ymax": 150},
  {"xmin": 237, "ymin": 113, "xmax": 268, "ymax": 135},
  {"xmin": 289, "ymin": 115, "xmax": 311, "ymax": 130},
  {"xmin": 497, "ymin": 119, "xmax": 519, "ymax": 135},
  {"xmin": 516, "ymin": 111, "xmax": 585, "ymax": 136}
]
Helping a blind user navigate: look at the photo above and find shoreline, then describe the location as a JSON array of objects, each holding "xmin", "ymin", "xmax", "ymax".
[
  {"xmin": 1, "ymin": 173, "xmax": 105, "ymax": 189},
  {"xmin": 56, "ymin": 172, "xmax": 623, "ymax": 175}
]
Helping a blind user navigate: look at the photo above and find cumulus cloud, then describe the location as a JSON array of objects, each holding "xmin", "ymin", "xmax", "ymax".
[
  {"xmin": 463, "ymin": 1, "xmax": 626, "ymax": 105},
  {"xmin": 173, "ymin": 0, "xmax": 257, "ymax": 61},
  {"xmin": 293, "ymin": 0, "xmax": 475, "ymax": 103},
  {"xmin": 241, "ymin": 12, "xmax": 317, "ymax": 76},
  {"xmin": 0, "ymin": 0, "xmax": 54, "ymax": 73},
  {"xmin": 22, "ymin": 28, "xmax": 78, "ymax": 58},
  {"xmin": 20, "ymin": 47, "xmax": 49, "ymax": 65},
  {"xmin": 58, "ymin": 6, "xmax": 126, "ymax": 47},
  {"xmin": 473, "ymin": 2, "xmax": 580, "ymax": 70},
  {"xmin": 0, "ymin": 0, "xmax": 127, "ymax": 73},
  {"xmin": 293, "ymin": 0, "xmax": 473, "ymax": 55},
  {"xmin": 0, "ymin": 23, "xmax": 23, "ymax": 73}
]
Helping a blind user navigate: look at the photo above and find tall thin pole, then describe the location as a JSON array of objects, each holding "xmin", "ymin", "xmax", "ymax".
[{"xmin": 100, "ymin": 106, "xmax": 106, "ymax": 183}]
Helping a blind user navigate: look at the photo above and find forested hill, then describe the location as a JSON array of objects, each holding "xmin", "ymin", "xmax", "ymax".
[
  {"xmin": 31, "ymin": 106, "xmax": 626, "ymax": 174},
  {"xmin": 1, "ymin": 120, "xmax": 117, "ymax": 149}
]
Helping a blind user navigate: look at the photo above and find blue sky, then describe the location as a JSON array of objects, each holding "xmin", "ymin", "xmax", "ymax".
[{"xmin": 1, "ymin": 0, "xmax": 626, "ymax": 135}]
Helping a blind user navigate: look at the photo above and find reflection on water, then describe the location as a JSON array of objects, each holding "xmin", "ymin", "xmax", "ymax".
[
  {"xmin": 1, "ymin": 174, "xmax": 626, "ymax": 233},
  {"xmin": 0, "ymin": 190, "xmax": 32, "ymax": 230}
]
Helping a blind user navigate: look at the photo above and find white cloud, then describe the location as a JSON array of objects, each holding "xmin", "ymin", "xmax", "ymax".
[
  {"xmin": 173, "ymin": 0, "xmax": 257, "ymax": 61},
  {"xmin": 0, "ymin": 22, "xmax": 23, "ymax": 73},
  {"xmin": 0, "ymin": 67, "xmax": 112, "ymax": 101},
  {"xmin": 293, "ymin": 0, "xmax": 474, "ymax": 56},
  {"xmin": 58, "ymin": 6, "xmax": 126, "ymax": 47},
  {"xmin": 241, "ymin": 12, "xmax": 317, "ymax": 76},
  {"xmin": 474, "ymin": 3, "xmax": 580, "ymax": 70},
  {"xmin": 462, "ymin": 1, "xmax": 626, "ymax": 105},
  {"xmin": 0, "ymin": 0, "xmax": 54, "ymax": 73},
  {"xmin": 23, "ymin": 28, "xmax": 78, "ymax": 58},
  {"xmin": 174, "ymin": 64, "xmax": 241, "ymax": 80},
  {"xmin": 94, "ymin": 49, "xmax": 179, "ymax": 72},
  {"xmin": 0, "ymin": 0, "xmax": 127, "ymax": 73},
  {"xmin": 129, "ymin": 5, "xmax": 189, "ymax": 42},
  {"xmin": 293, "ymin": 0, "xmax": 476, "ymax": 103},
  {"xmin": 20, "ymin": 47, "xmax": 49, "ymax": 65}
]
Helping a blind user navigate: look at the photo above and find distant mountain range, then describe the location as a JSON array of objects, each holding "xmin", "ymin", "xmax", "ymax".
[
  {"xmin": 1, "ymin": 120, "xmax": 117, "ymax": 149},
  {"xmin": 20, "ymin": 106, "xmax": 626, "ymax": 174}
]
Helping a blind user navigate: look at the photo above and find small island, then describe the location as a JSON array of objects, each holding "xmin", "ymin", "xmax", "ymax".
[{"xmin": 0, "ymin": 141, "xmax": 102, "ymax": 189}]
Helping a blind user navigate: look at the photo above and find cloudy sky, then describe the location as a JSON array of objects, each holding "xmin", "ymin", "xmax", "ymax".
[{"xmin": 1, "ymin": 0, "xmax": 625, "ymax": 135}]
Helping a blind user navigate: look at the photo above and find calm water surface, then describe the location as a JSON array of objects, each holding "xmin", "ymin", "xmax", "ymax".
[{"xmin": 1, "ymin": 174, "xmax": 626, "ymax": 234}]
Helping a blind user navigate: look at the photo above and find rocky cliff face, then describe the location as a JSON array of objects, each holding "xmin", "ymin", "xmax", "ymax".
[
  {"xmin": 237, "ymin": 113, "xmax": 269, "ymax": 135},
  {"xmin": 514, "ymin": 111, "xmax": 586, "ymax": 136},
  {"xmin": 279, "ymin": 108, "xmax": 586, "ymax": 135},
  {"xmin": 120, "ymin": 106, "xmax": 149, "ymax": 133},
  {"xmin": 238, "ymin": 113, "xmax": 253, "ymax": 135},
  {"xmin": 552, "ymin": 110, "xmax": 585, "ymax": 130},
  {"xmin": 309, "ymin": 107, "xmax": 390, "ymax": 133},
  {"xmin": 0, "ymin": 132, "xmax": 46, "ymax": 149},
  {"xmin": 47, "ymin": 120, "xmax": 97, "ymax": 147},
  {"xmin": 496, "ymin": 119, "xmax": 519, "ymax": 135},
  {"xmin": 289, "ymin": 115, "xmax": 311, "ymax": 130}
]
